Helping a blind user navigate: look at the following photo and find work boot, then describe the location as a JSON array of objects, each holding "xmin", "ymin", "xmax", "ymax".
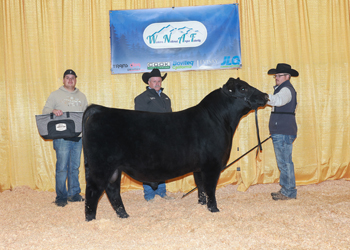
[
  {"xmin": 272, "ymin": 192, "xmax": 296, "ymax": 201},
  {"xmin": 55, "ymin": 199, "xmax": 68, "ymax": 207},
  {"xmin": 271, "ymin": 190, "xmax": 281, "ymax": 197},
  {"xmin": 162, "ymin": 195, "xmax": 174, "ymax": 200},
  {"xmin": 68, "ymin": 194, "xmax": 85, "ymax": 202}
]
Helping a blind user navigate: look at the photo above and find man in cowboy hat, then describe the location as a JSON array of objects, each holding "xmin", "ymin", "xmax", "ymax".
[
  {"xmin": 134, "ymin": 68, "xmax": 173, "ymax": 201},
  {"xmin": 267, "ymin": 63, "xmax": 299, "ymax": 201}
]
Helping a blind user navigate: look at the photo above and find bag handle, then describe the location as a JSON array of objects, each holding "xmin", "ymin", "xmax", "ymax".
[{"xmin": 49, "ymin": 112, "xmax": 70, "ymax": 119}]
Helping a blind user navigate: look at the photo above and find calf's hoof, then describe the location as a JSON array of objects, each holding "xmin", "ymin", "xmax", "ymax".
[
  {"xmin": 198, "ymin": 196, "xmax": 207, "ymax": 205},
  {"xmin": 85, "ymin": 214, "xmax": 96, "ymax": 222},
  {"xmin": 117, "ymin": 212, "xmax": 129, "ymax": 219},
  {"xmin": 208, "ymin": 206, "xmax": 220, "ymax": 213},
  {"xmin": 116, "ymin": 207, "xmax": 129, "ymax": 218}
]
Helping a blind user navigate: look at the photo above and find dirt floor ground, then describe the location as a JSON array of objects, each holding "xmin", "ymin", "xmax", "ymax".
[{"xmin": 1, "ymin": 179, "xmax": 350, "ymax": 250}]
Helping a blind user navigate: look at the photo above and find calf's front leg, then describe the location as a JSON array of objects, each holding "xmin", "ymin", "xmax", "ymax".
[
  {"xmin": 193, "ymin": 172, "xmax": 206, "ymax": 205},
  {"xmin": 202, "ymin": 170, "xmax": 220, "ymax": 213}
]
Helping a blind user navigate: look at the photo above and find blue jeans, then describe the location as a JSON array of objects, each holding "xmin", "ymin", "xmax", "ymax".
[
  {"xmin": 271, "ymin": 134, "xmax": 297, "ymax": 198},
  {"xmin": 143, "ymin": 183, "xmax": 166, "ymax": 201},
  {"xmin": 53, "ymin": 138, "xmax": 82, "ymax": 201}
]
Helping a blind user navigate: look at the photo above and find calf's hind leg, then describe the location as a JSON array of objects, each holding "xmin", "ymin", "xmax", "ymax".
[
  {"xmin": 85, "ymin": 178, "xmax": 104, "ymax": 221},
  {"xmin": 105, "ymin": 169, "xmax": 129, "ymax": 218}
]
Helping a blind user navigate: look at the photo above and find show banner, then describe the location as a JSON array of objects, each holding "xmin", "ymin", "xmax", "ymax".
[{"xmin": 110, "ymin": 4, "xmax": 241, "ymax": 74}]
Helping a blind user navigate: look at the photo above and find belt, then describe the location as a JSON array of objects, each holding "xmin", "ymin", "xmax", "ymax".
[{"xmin": 271, "ymin": 111, "xmax": 295, "ymax": 116}]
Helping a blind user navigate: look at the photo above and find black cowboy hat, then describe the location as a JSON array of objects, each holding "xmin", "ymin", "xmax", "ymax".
[
  {"xmin": 268, "ymin": 63, "xmax": 299, "ymax": 77},
  {"xmin": 142, "ymin": 69, "xmax": 167, "ymax": 84}
]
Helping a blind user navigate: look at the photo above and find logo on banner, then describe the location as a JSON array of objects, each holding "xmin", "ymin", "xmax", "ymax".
[
  {"xmin": 220, "ymin": 56, "xmax": 241, "ymax": 68},
  {"xmin": 147, "ymin": 62, "xmax": 171, "ymax": 70},
  {"xmin": 172, "ymin": 61, "xmax": 194, "ymax": 70},
  {"xmin": 197, "ymin": 59, "xmax": 219, "ymax": 68},
  {"xmin": 113, "ymin": 64, "xmax": 128, "ymax": 69},
  {"xmin": 143, "ymin": 21, "xmax": 207, "ymax": 49},
  {"xmin": 127, "ymin": 62, "xmax": 142, "ymax": 72}
]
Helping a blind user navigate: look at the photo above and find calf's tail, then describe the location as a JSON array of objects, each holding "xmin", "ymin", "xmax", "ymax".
[
  {"xmin": 82, "ymin": 104, "xmax": 101, "ymax": 131},
  {"xmin": 82, "ymin": 104, "xmax": 103, "ymax": 181}
]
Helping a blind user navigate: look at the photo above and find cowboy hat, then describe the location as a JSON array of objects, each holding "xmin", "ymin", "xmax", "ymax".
[
  {"xmin": 142, "ymin": 69, "xmax": 167, "ymax": 84},
  {"xmin": 267, "ymin": 63, "xmax": 299, "ymax": 77}
]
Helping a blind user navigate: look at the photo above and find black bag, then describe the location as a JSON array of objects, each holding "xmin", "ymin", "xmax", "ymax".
[{"xmin": 35, "ymin": 112, "xmax": 83, "ymax": 139}]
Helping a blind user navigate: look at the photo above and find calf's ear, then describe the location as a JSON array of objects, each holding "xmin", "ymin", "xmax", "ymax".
[{"xmin": 223, "ymin": 82, "xmax": 235, "ymax": 94}]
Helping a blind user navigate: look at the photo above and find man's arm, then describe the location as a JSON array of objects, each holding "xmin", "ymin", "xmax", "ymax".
[
  {"xmin": 42, "ymin": 93, "xmax": 64, "ymax": 116},
  {"xmin": 42, "ymin": 93, "xmax": 57, "ymax": 114},
  {"xmin": 267, "ymin": 87, "xmax": 292, "ymax": 107},
  {"xmin": 134, "ymin": 94, "xmax": 149, "ymax": 111}
]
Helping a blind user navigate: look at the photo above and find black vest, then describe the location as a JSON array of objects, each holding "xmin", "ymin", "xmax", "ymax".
[{"xmin": 269, "ymin": 80, "xmax": 297, "ymax": 136}]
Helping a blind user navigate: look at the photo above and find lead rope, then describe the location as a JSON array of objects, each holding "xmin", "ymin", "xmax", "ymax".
[
  {"xmin": 181, "ymin": 136, "xmax": 271, "ymax": 199},
  {"xmin": 182, "ymin": 100, "xmax": 269, "ymax": 199},
  {"xmin": 255, "ymin": 109, "xmax": 262, "ymax": 156}
]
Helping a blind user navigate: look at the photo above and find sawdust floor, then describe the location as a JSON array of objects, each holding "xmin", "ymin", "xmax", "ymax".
[{"xmin": 1, "ymin": 179, "xmax": 350, "ymax": 250}]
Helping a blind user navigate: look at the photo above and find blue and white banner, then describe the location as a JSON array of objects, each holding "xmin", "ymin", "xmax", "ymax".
[{"xmin": 110, "ymin": 4, "xmax": 241, "ymax": 74}]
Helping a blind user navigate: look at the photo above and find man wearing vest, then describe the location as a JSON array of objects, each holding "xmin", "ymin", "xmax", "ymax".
[{"xmin": 267, "ymin": 63, "xmax": 299, "ymax": 200}]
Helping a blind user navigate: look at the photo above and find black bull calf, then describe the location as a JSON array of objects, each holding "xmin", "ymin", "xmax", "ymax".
[{"xmin": 83, "ymin": 77, "xmax": 268, "ymax": 221}]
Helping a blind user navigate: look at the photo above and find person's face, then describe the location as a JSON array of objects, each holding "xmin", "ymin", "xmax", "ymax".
[
  {"xmin": 63, "ymin": 74, "xmax": 77, "ymax": 91},
  {"xmin": 273, "ymin": 73, "xmax": 290, "ymax": 86},
  {"xmin": 148, "ymin": 76, "xmax": 162, "ymax": 91}
]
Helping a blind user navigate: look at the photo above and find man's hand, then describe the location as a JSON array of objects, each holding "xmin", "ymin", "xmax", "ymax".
[{"xmin": 52, "ymin": 109, "xmax": 63, "ymax": 116}]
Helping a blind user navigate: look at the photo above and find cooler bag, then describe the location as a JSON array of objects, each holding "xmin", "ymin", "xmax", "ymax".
[{"xmin": 35, "ymin": 112, "xmax": 83, "ymax": 139}]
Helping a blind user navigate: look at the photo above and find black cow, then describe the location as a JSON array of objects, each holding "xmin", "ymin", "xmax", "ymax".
[{"xmin": 83, "ymin": 77, "xmax": 268, "ymax": 221}]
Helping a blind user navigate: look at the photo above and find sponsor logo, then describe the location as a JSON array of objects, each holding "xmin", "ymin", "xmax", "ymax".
[
  {"xmin": 197, "ymin": 59, "xmax": 219, "ymax": 68},
  {"xmin": 127, "ymin": 62, "xmax": 141, "ymax": 71},
  {"xmin": 172, "ymin": 60, "xmax": 194, "ymax": 70},
  {"xmin": 56, "ymin": 123, "xmax": 67, "ymax": 131},
  {"xmin": 113, "ymin": 64, "xmax": 128, "ymax": 69},
  {"xmin": 147, "ymin": 62, "xmax": 171, "ymax": 70},
  {"xmin": 220, "ymin": 56, "xmax": 241, "ymax": 68},
  {"xmin": 127, "ymin": 68, "xmax": 142, "ymax": 71},
  {"xmin": 143, "ymin": 21, "xmax": 207, "ymax": 49},
  {"xmin": 130, "ymin": 62, "xmax": 141, "ymax": 68}
]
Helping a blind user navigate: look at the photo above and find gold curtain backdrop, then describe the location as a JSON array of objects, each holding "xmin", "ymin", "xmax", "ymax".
[{"xmin": 0, "ymin": 0, "xmax": 349, "ymax": 193}]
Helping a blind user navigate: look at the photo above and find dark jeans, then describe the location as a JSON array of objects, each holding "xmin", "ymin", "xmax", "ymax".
[
  {"xmin": 143, "ymin": 183, "xmax": 166, "ymax": 201},
  {"xmin": 53, "ymin": 138, "xmax": 82, "ymax": 201},
  {"xmin": 271, "ymin": 134, "xmax": 297, "ymax": 198}
]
